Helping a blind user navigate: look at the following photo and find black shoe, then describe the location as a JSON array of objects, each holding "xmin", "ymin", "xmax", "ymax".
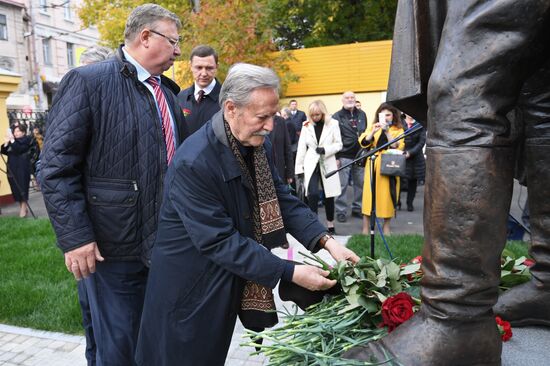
[
  {"xmin": 407, "ymin": 204, "xmax": 414, "ymax": 212},
  {"xmin": 327, "ymin": 227, "xmax": 336, "ymax": 235},
  {"xmin": 351, "ymin": 211, "xmax": 362, "ymax": 218},
  {"xmin": 337, "ymin": 214, "xmax": 347, "ymax": 223}
]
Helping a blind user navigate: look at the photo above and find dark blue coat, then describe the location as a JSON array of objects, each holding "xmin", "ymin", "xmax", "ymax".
[
  {"xmin": 40, "ymin": 47, "xmax": 189, "ymax": 262},
  {"xmin": 136, "ymin": 111, "xmax": 326, "ymax": 366}
]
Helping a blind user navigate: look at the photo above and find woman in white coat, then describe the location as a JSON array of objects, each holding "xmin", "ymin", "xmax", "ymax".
[{"xmin": 295, "ymin": 100, "xmax": 342, "ymax": 234}]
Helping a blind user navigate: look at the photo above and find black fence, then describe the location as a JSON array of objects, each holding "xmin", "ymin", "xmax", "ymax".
[{"xmin": 7, "ymin": 109, "xmax": 48, "ymax": 134}]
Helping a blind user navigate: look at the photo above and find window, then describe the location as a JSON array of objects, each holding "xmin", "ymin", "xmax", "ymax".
[
  {"xmin": 64, "ymin": 1, "xmax": 72, "ymax": 20},
  {"xmin": 43, "ymin": 38, "xmax": 52, "ymax": 65},
  {"xmin": 39, "ymin": 0, "xmax": 48, "ymax": 13},
  {"xmin": 0, "ymin": 15, "xmax": 7, "ymax": 40},
  {"xmin": 66, "ymin": 42, "xmax": 74, "ymax": 67}
]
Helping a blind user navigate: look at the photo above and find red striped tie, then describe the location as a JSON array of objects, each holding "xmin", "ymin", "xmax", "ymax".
[{"xmin": 147, "ymin": 77, "xmax": 175, "ymax": 164}]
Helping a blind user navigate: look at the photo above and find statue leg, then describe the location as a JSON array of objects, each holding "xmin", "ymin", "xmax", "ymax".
[
  {"xmin": 494, "ymin": 63, "xmax": 550, "ymax": 325},
  {"xmin": 343, "ymin": 146, "xmax": 514, "ymax": 365},
  {"xmin": 494, "ymin": 140, "xmax": 550, "ymax": 325}
]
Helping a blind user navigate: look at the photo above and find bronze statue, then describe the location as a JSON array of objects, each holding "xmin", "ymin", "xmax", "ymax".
[{"xmin": 344, "ymin": 0, "xmax": 550, "ymax": 364}]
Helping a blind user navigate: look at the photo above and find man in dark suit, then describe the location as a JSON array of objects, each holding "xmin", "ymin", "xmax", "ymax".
[
  {"xmin": 287, "ymin": 99, "xmax": 307, "ymax": 140},
  {"xmin": 177, "ymin": 45, "xmax": 221, "ymax": 135}
]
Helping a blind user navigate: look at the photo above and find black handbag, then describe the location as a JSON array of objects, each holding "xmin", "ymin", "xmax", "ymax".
[{"xmin": 380, "ymin": 153, "xmax": 406, "ymax": 177}]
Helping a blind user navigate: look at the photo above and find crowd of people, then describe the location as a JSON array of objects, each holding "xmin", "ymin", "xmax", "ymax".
[
  {"xmin": 278, "ymin": 94, "xmax": 426, "ymax": 236},
  {"xmin": 0, "ymin": 4, "xmax": 428, "ymax": 365}
]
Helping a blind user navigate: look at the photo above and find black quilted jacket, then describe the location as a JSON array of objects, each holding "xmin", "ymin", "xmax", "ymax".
[{"xmin": 40, "ymin": 47, "xmax": 188, "ymax": 263}]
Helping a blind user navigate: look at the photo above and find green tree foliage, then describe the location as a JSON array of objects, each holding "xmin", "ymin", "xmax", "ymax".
[
  {"xmin": 79, "ymin": 0, "xmax": 190, "ymax": 48},
  {"xmin": 78, "ymin": 0, "xmax": 297, "ymax": 90},
  {"xmin": 176, "ymin": 0, "xmax": 297, "ymax": 89},
  {"xmin": 267, "ymin": 0, "xmax": 398, "ymax": 49}
]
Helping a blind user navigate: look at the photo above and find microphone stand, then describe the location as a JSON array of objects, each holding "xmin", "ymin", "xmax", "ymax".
[{"xmin": 326, "ymin": 124, "xmax": 424, "ymax": 257}]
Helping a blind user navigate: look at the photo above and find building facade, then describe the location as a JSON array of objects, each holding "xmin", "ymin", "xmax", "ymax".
[
  {"xmin": 0, "ymin": 0, "xmax": 30, "ymax": 106},
  {"xmin": 0, "ymin": 0, "xmax": 100, "ymax": 110}
]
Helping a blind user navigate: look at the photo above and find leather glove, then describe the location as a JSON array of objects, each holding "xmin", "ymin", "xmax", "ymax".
[{"xmin": 315, "ymin": 147, "xmax": 325, "ymax": 155}]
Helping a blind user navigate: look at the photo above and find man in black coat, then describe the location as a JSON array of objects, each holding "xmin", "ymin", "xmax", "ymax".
[
  {"xmin": 269, "ymin": 114, "xmax": 294, "ymax": 185},
  {"xmin": 40, "ymin": 4, "xmax": 188, "ymax": 364},
  {"xmin": 177, "ymin": 45, "xmax": 221, "ymax": 135},
  {"xmin": 333, "ymin": 91, "xmax": 367, "ymax": 222},
  {"xmin": 136, "ymin": 63, "xmax": 359, "ymax": 366}
]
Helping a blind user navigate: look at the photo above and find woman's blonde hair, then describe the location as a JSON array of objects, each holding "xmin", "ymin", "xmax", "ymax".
[{"xmin": 308, "ymin": 100, "xmax": 331, "ymax": 124}]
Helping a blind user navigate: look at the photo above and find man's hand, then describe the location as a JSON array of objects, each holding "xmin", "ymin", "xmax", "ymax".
[
  {"xmin": 324, "ymin": 238, "xmax": 360, "ymax": 264},
  {"xmin": 292, "ymin": 265, "xmax": 336, "ymax": 291},
  {"xmin": 64, "ymin": 242, "xmax": 104, "ymax": 280}
]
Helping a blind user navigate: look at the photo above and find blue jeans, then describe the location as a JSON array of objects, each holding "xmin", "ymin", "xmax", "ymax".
[
  {"xmin": 77, "ymin": 280, "xmax": 96, "ymax": 365},
  {"xmin": 82, "ymin": 261, "xmax": 148, "ymax": 366}
]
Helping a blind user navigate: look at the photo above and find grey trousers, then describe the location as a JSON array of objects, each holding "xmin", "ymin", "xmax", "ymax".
[{"xmin": 335, "ymin": 157, "xmax": 364, "ymax": 216}]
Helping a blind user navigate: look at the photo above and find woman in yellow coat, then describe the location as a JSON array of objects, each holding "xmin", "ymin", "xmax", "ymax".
[{"xmin": 359, "ymin": 103, "xmax": 405, "ymax": 235}]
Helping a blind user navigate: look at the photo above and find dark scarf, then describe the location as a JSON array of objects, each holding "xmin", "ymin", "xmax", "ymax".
[{"xmin": 224, "ymin": 120, "xmax": 287, "ymax": 330}]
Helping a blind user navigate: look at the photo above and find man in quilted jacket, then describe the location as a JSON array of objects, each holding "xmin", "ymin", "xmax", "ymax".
[{"xmin": 40, "ymin": 4, "xmax": 188, "ymax": 365}]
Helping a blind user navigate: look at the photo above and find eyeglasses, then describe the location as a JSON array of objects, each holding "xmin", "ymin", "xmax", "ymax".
[{"xmin": 149, "ymin": 29, "xmax": 181, "ymax": 49}]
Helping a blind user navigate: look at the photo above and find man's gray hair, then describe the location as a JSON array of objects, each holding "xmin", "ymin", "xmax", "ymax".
[
  {"xmin": 124, "ymin": 4, "xmax": 182, "ymax": 43},
  {"xmin": 80, "ymin": 46, "xmax": 113, "ymax": 65},
  {"xmin": 220, "ymin": 63, "xmax": 280, "ymax": 107}
]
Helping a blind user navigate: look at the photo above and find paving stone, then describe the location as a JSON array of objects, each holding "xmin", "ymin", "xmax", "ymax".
[
  {"xmin": 1, "ymin": 333, "xmax": 17, "ymax": 342},
  {"xmin": 57, "ymin": 342, "xmax": 79, "ymax": 353},
  {"xmin": 0, "ymin": 351, "xmax": 16, "ymax": 361},
  {"xmin": 20, "ymin": 337, "xmax": 39, "ymax": 348},
  {"xmin": 46, "ymin": 340, "xmax": 66, "ymax": 350},
  {"xmin": 33, "ymin": 339, "xmax": 54, "ymax": 349},
  {"xmin": 1, "ymin": 342, "xmax": 18, "ymax": 352},
  {"xmin": 11, "ymin": 335, "xmax": 30, "ymax": 344},
  {"xmin": 11, "ymin": 351, "xmax": 31, "ymax": 363}
]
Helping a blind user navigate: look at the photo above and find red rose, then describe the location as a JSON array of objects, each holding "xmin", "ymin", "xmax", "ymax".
[
  {"xmin": 523, "ymin": 258, "xmax": 535, "ymax": 267},
  {"xmin": 495, "ymin": 316, "xmax": 513, "ymax": 342},
  {"xmin": 379, "ymin": 293, "xmax": 415, "ymax": 332},
  {"xmin": 406, "ymin": 256, "xmax": 423, "ymax": 282}
]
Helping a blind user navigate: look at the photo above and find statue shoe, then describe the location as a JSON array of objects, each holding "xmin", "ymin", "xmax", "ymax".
[
  {"xmin": 494, "ymin": 280, "xmax": 550, "ymax": 326},
  {"xmin": 342, "ymin": 311, "xmax": 502, "ymax": 366}
]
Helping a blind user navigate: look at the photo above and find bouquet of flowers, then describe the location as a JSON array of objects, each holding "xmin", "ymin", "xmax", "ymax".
[
  {"xmin": 244, "ymin": 254, "xmax": 422, "ymax": 365},
  {"xmin": 244, "ymin": 251, "xmax": 527, "ymax": 365}
]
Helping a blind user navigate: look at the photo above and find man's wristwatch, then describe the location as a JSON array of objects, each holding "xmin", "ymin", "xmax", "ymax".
[{"xmin": 318, "ymin": 233, "xmax": 334, "ymax": 249}]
